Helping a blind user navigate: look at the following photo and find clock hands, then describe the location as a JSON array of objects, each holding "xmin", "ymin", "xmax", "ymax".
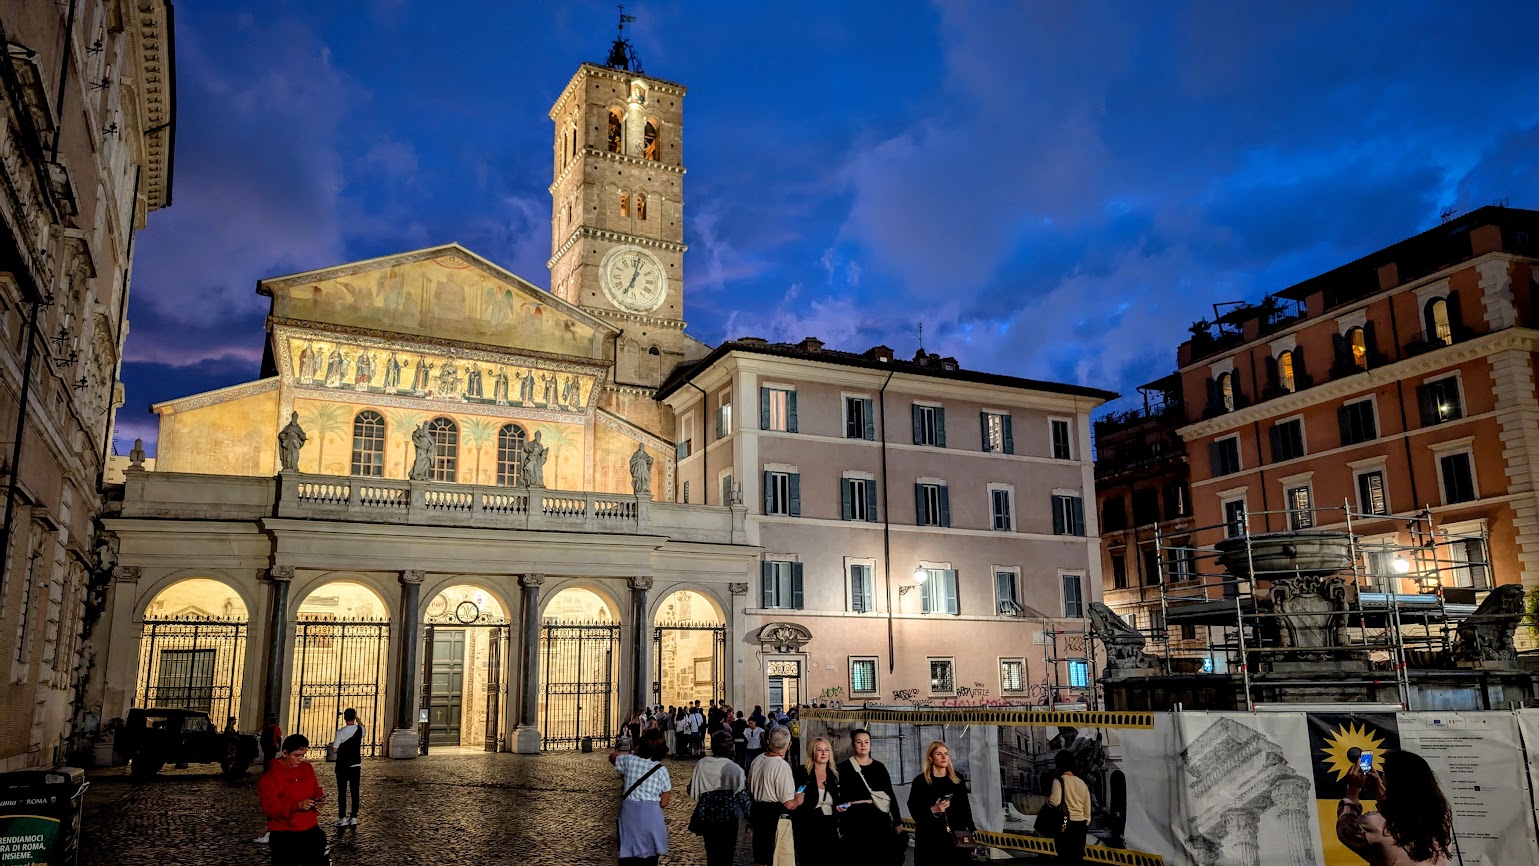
[{"xmin": 625, "ymin": 257, "xmax": 643, "ymax": 294}]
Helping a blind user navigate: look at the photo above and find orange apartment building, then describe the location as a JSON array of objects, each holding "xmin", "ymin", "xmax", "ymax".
[{"xmin": 1171, "ymin": 206, "xmax": 1539, "ymax": 602}]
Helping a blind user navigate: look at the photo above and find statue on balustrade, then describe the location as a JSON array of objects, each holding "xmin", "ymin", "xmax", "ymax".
[
  {"xmin": 520, "ymin": 431, "xmax": 548, "ymax": 488},
  {"xmin": 278, "ymin": 412, "xmax": 307, "ymax": 472},
  {"xmin": 628, "ymin": 444, "xmax": 653, "ymax": 497},
  {"xmin": 409, "ymin": 423, "xmax": 435, "ymax": 481}
]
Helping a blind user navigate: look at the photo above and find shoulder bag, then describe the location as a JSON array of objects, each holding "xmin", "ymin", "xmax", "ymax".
[
  {"xmin": 621, "ymin": 759, "xmax": 664, "ymax": 800},
  {"xmin": 849, "ymin": 759, "xmax": 893, "ymax": 815},
  {"xmin": 1034, "ymin": 778, "xmax": 1069, "ymax": 837}
]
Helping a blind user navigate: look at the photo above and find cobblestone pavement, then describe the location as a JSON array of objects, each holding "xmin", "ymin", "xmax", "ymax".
[{"xmin": 81, "ymin": 751, "xmax": 757, "ymax": 866}]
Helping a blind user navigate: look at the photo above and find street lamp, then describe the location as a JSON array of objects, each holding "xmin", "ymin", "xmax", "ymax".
[
  {"xmin": 914, "ymin": 567, "xmax": 928, "ymax": 584},
  {"xmin": 1391, "ymin": 556, "xmax": 1412, "ymax": 575}
]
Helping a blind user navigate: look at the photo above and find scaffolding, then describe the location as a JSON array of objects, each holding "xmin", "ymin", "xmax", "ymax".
[
  {"xmin": 1130, "ymin": 500, "xmax": 1502, "ymax": 710},
  {"xmin": 1039, "ymin": 618, "xmax": 1098, "ymax": 710}
]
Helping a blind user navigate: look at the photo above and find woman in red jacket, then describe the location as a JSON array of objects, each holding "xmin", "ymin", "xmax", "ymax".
[{"xmin": 259, "ymin": 734, "xmax": 329, "ymax": 865}]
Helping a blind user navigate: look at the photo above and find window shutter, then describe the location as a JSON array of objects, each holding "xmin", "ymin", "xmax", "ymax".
[
  {"xmin": 761, "ymin": 561, "xmax": 774, "ymax": 608},
  {"xmin": 790, "ymin": 562, "xmax": 804, "ymax": 610},
  {"xmin": 1416, "ymin": 383, "xmax": 1437, "ymax": 427},
  {"xmin": 914, "ymin": 483, "xmax": 926, "ymax": 525},
  {"xmin": 996, "ymin": 572, "xmax": 1013, "ymax": 610},
  {"xmin": 1002, "ymin": 415, "xmax": 1014, "ymax": 454},
  {"xmin": 760, "ymin": 387, "xmax": 771, "ymax": 429},
  {"xmin": 1052, "ymin": 497, "xmax": 1066, "ymax": 535},
  {"xmin": 1292, "ymin": 347, "xmax": 1308, "ymax": 380},
  {"xmin": 862, "ymin": 398, "xmax": 875, "ymax": 440},
  {"xmin": 945, "ymin": 570, "xmax": 959, "ymax": 615},
  {"xmin": 840, "ymin": 478, "xmax": 853, "ymax": 520},
  {"xmin": 1265, "ymin": 354, "xmax": 1279, "ymax": 391},
  {"xmin": 1337, "ymin": 405, "xmax": 1352, "ymax": 446},
  {"xmin": 1332, "ymin": 332, "xmax": 1347, "ymax": 366},
  {"xmin": 921, "ymin": 575, "xmax": 931, "ymax": 614},
  {"xmin": 763, "ymin": 471, "xmax": 774, "ymax": 513},
  {"xmin": 676, "ymin": 440, "xmax": 688, "ymax": 461},
  {"xmin": 1209, "ymin": 440, "xmax": 1223, "ymax": 476},
  {"xmin": 912, "ymin": 405, "xmax": 923, "ymax": 444},
  {"xmin": 715, "ymin": 407, "xmax": 725, "ymax": 439},
  {"xmin": 979, "ymin": 412, "xmax": 992, "ymax": 452},
  {"xmin": 1205, "ymin": 377, "xmax": 1220, "ymax": 412},
  {"xmin": 1363, "ymin": 321, "xmax": 1379, "ymax": 362},
  {"xmin": 1445, "ymin": 290, "xmax": 1464, "ymax": 339},
  {"xmin": 865, "ymin": 481, "xmax": 878, "ymax": 523},
  {"xmin": 786, "ymin": 390, "xmax": 798, "ymax": 433},
  {"xmin": 938, "ymin": 485, "xmax": 951, "ymax": 527},
  {"xmin": 935, "ymin": 407, "xmax": 947, "ymax": 448},
  {"xmin": 1071, "ymin": 497, "xmax": 1085, "ymax": 536},
  {"xmin": 788, "ymin": 473, "xmax": 801, "ymax": 517},
  {"xmin": 1268, "ymin": 423, "xmax": 1283, "ymax": 462}
]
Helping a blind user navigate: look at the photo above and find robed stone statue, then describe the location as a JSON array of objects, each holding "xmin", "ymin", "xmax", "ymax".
[
  {"xmin": 520, "ymin": 431, "xmax": 548, "ymax": 488},
  {"xmin": 628, "ymin": 444, "xmax": 653, "ymax": 497},
  {"xmin": 278, "ymin": 412, "xmax": 307, "ymax": 472},
  {"xmin": 409, "ymin": 423, "xmax": 435, "ymax": 481}
]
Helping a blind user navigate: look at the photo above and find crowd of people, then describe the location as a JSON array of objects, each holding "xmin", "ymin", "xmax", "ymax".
[{"xmin": 622, "ymin": 701, "xmax": 801, "ymax": 764}]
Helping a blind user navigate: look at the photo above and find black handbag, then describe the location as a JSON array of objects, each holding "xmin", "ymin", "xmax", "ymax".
[{"xmin": 1034, "ymin": 779, "xmax": 1069, "ymax": 836}]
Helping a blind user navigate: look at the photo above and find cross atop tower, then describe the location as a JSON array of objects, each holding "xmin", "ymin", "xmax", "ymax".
[{"xmin": 605, "ymin": 5, "xmax": 643, "ymax": 72}]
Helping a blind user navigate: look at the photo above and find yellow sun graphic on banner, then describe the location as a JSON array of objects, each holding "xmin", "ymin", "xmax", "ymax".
[{"xmin": 1320, "ymin": 722, "xmax": 1386, "ymax": 781}]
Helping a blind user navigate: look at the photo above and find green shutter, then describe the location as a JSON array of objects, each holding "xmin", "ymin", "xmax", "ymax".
[
  {"xmin": 840, "ymin": 478, "xmax": 853, "ymax": 520},
  {"xmin": 763, "ymin": 471, "xmax": 774, "ymax": 513},
  {"xmin": 761, "ymin": 561, "xmax": 774, "ymax": 608},
  {"xmin": 938, "ymin": 485, "xmax": 951, "ymax": 527},
  {"xmin": 862, "ymin": 399, "xmax": 875, "ymax": 440},
  {"xmin": 786, "ymin": 390, "xmax": 798, "ymax": 433},
  {"xmin": 935, "ymin": 407, "xmax": 947, "ymax": 448},
  {"xmin": 788, "ymin": 473, "xmax": 801, "ymax": 517},
  {"xmin": 1052, "ymin": 497, "xmax": 1066, "ymax": 535},
  {"xmin": 1071, "ymin": 496, "xmax": 1085, "ymax": 536},
  {"xmin": 912, "ymin": 405, "xmax": 923, "ymax": 444},
  {"xmin": 865, "ymin": 480, "xmax": 878, "ymax": 523},
  {"xmin": 945, "ymin": 569, "xmax": 959, "ymax": 615},
  {"xmin": 760, "ymin": 387, "xmax": 771, "ymax": 429},
  {"xmin": 791, "ymin": 562, "xmax": 804, "ymax": 610},
  {"xmin": 979, "ymin": 412, "xmax": 992, "ymax": 452},
  {"xmin": 1002, "ymin": 415, "xmax": 1015, "ymax": 454},
  {"xmin": 914, "ymin": 483, "xmax": 926, "ymax": 525}
]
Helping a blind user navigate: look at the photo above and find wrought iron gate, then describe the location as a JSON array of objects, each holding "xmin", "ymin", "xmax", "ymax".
[
  {"xmin": 290, "ymin": 618, "xmax": 390, "ymax": 756},
  {"xmin": 652, "ymin": 621, "xmax": 726, "ymax": 708},
  {"xmin": 539, "ymin": 620, "xmax": 619, "ymax": 750},
  {"xmin": 136, "ymin": 617, "xmax": 248, "ymax": 723}
]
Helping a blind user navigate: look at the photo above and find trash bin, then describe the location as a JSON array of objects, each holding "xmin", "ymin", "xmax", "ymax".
[
  {"xmin": 580, "ymin": 736, "xmax": 593, "ymax": 753},
  {"xmin": 0, "ymin": 767, "xmax": 88, "ymax": 866}
]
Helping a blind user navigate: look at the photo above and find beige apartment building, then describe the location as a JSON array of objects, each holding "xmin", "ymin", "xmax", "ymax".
[
  {"xmin": 659, "ymin": 340, "xmax": 1114, "ymax": 708},
  {"xmin": 0, "ymin": 1, "xmax": 175, "ymax": 769}
]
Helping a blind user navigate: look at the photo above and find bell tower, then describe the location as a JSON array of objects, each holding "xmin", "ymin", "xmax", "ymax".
[{"xmin": 548, "ymin": 21, "xmax": 689, "ymax": 394}]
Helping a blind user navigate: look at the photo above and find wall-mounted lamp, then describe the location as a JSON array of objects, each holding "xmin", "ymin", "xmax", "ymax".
[
  {"xmin": 913, "ymin": 567, "xmax": 928, "ymax": 584},
  {"xmin": 1391, "ymin": 556, "xmax": 1412, "ymax": 575}
]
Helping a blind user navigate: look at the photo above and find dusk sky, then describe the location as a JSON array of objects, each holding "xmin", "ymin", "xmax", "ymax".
[{"xmin": 119, "ymin": 1, "xmax": 1539, "ymax": 453}]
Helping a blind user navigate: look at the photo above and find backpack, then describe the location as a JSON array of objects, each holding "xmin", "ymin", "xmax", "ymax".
[{"xmin": 688, "ymin": 789, "xmax": 749, "ymax": 835}]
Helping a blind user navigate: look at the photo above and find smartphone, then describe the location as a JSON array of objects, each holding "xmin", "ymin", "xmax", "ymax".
[
  {"xmin": 836, "ymin": 803, "xmax": 851, "ymax": 812},
  {"xmin": 1358, "ymin": 752, "xmax": 1373, "ymax": 773},
  {"xmin": 796, "ymin": 785, "xmax": 807, "ymax": 794}
]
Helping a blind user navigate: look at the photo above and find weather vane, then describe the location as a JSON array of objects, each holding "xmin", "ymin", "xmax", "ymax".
[{"xmin": 605, "ymin": 4, "xmax": 644, "ymax": 72}]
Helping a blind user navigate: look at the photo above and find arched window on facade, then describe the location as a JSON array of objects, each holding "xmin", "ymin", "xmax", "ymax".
[
  {"xmin": 496, "ymin": 424, "xmax": 526, "ymax": 487},
  {"xmin": 1347, "ymin": 327, "xmax": 1368, "ymax": 369},
  {"xmin": 428, "ymin": 417, "xmax": 459, "ymax": 482},
  {"xmin": 607, "ymin": 108, "xmax": 624, "ymax": 154},
  {"xmin": 643, "ymin": 119, "xmax": 659, "ymax": 160},
  {"xmin": 1219, "ymin": 372, "xmax": 1235, "ymax": 412},
  {"xmin": 350, "ymin": 411, "xmax": 386, "ymax": 477},
  {"xmin": 636, "ymin": 193, "xmax": 647, "ymax": 220},
  {"xmin": 1277, "ymin": 351, "xmax": 1295, "ymax": 393},
  {"xmin": 620, "ymin": 192, "xmax": 629, "ymax": 217},
  {"xmin": 570, "ymin": 126, "xmax": 578, "ymax": 160},
  {"xmin": 1425, "ymin": 297, "xmax": 1451, "ymax": 344}
]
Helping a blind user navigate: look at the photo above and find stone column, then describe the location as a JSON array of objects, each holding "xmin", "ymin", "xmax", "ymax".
[
  {"xmin": 262, "ymin": 566, "xmax": 294, "ymax": 724},
  {"xmin": 513, "ymin": 573, "xmax": 545, "ymax": 754},
  {"xmin": 388, "ymin": 569, "xmax": 425, "ymax": 759},
  {"xmin": 630, "ymin": 576, "xmax": 653, "ymax": 713}
]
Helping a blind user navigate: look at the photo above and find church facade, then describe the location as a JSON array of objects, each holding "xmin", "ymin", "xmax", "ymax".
[{"xmin": 89, "ymin": 59, "xmax": 1112, "ymax": 758}]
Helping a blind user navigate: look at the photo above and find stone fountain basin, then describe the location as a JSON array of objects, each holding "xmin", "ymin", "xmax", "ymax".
[{"xmin": 1214, "ymin": 531, "xmax": 1355, "ymax": 580}]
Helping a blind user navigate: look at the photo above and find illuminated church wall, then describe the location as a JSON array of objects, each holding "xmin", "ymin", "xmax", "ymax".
[
  {"xmin": 594, "ymin": 421, "xmax": 667, "ymax": 500},
  {"xmin": 156, "ymin": 386, "xmax": 279, "ymax": 476}
]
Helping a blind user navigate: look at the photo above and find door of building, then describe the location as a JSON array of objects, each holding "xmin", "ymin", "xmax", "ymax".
[
  {"xmin": 766, "ymin": 659, "xmax": 801, "ymax": 713},
  {"xmin": 428, "ymin": 629, "xmax": 465, "ymax": 746}
]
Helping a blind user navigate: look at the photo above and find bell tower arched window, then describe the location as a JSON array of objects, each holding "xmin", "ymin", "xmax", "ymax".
[
  {"xmin": 643, "ymin": 119, "xmax": 659, "ymax": 160},
  {"xmin": 1425, "ymin": 297, "xmax": 1451, "ymax": 344},
  {"xmin": 427, "ymin": 417, "xmax": 459, "ymax": 482},
  {"xmin": 350, "ymin": 411, "xmax": 385, "ymax": 477},
  {"xmin": 496, "ymin": 424, "xmax": 527, "ymax": 487},
  {"xmin": 607, "ymin": 108, "xmax": 624, "ymax": 154},
  {"xmin": 636, "ymin": 193, "xmax": 647, "ymax": 221},
  {"xmin": 620, "ymin": 192, "xmax": 629, "ymax": 217}
]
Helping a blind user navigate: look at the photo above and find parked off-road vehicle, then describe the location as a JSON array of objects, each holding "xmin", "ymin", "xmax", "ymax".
[{"xmin": 114, "ymin": 708, "xmax": 258, "ymax": 780}]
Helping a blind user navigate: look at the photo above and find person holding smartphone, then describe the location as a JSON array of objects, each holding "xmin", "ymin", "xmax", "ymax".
[
  {"xmin": 837, "ymin": 729, "xmax": 906, "ymax": 864},
  {"xmin": 258, "ymin": 734, "xmax": 328, "ymax": 865},
  {"xmin": 906, "ymin": 741, "xmax": 975, "ymax": 866},
  {"xmin": 1338, "ymin": 750, "xmax": 1453, "ymax": 865},
  {"xmin": 790, "ymin": 737, "xmax": 842, "ymax": 865}
]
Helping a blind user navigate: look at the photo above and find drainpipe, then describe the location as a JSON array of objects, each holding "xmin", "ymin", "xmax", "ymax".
[
  {"xmin": 878, "ymin": 369, "xmax": 898, "ymax": 673},
  {"xmin": 1386, "ymin": 299, "xmax": 1421, "ymax": 506},
  {"xmin": 685, "ymin": 380, "xmax": 707, "ymax": 503},
  {"xmin": 1247, "ymin": 349, "xmax": 1270, "ymax": 531},
  {"xmin": 0, "ymin": 296, "xmax": 43, "ymax": 602}
]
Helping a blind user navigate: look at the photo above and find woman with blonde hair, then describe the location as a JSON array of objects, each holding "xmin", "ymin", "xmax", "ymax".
[
  {"xmin": 790, "ymin": 736, "xmax": 842, "ymax": 866},
  {"xmin": 906, "ymin": 740, "xmax": 976, "ymax": 865}
]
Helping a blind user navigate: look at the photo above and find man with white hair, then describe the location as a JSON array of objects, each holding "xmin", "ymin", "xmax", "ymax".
[{"xmin": 747, "ymin": 727, "xmax": 803, "ymax": 866}]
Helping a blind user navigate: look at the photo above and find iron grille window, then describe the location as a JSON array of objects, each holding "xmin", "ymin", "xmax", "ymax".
[
  {"xmin": 850, "ymin": 658, "xmax": 877, "ymax": 695},
  {"xmin": 350, "ymin": 411, "xmax": 385, "ymax": 477},
  {"xmin": 1000, "ymin": 659, "xmax": 1025, "ymax": 692},
  {"xmin": 428, "ymin": 417, "xmax": 459, "ymax": 482},
  {"xmin": 928, "ymin": 658, "xmax": 955, "ymax": 694},
  {"xmin": 1051, "ymin": 419, "xmax": 1072, "ymax": 459},
  {"xmin": 1357, "ymin": 470, "xmax": 1388, "ymax": 515},
  {"xmin": 1286, "ymin": 485, "xmax": 1314, "ymax": 529},
  {"xmin": 496, "ymin": 424, "xmax": 526, "ymax": 486},
  {"xmin": 1068, "ymin": 660, "xmax": 1090, "ymax": 688}
]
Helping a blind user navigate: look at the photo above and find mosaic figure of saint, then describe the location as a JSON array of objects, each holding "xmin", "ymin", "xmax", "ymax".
[
  {"xmin": 561, "ymin": 375, "xmax": 579, "ymax": 408},
  {"xmin": 323, "ymin": 346, "xmax": 344, "ymax": 387},
  {"xmin": 413, "ymin": 359, "xmax": 435, "ymax": 393},
  {"xmin": 466, "ymin": 365, "xmax": 484, "ymax": 399},
  {"xmin": 437, "ymin": 362, "xmax": 460, "ymax": 397},
  {"xmin": 493, "ymin": 367, "xmax": 509, "ymax": 403},
  {"xmin": 298, "ymin": 343, "xmax": 317, "ymax": 382},
  {"xmin": 383, "ymin": 353, "xmax": 403, "ymax": 391},
  {"xmin": 355, "ymin": 353, "xmax": 375, "ymax": 388},
  {"xmin": 519, "ymin": 370, "xmax": 536, "ymax": 405},
  {"xmin": 541, "ymin": 373, "xmax": 558, "ymax": 406}
]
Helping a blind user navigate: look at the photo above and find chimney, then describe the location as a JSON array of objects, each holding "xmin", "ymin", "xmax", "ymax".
[
  {"xmin": 736, "ymin": 336, "xmax": 769, "ymax": 347},
  {"xmin": 1377, "ymin": 262, "xmax": 1399, "ymax": 291},
  {"xmin": 798, "ymin": 337, "xmax": 824, "ymax": 353},
  {"xmin": 866, "ymin": 345, "xmax": 894, "ymax": 363},
  {"xmin": 1470, "ymin": 224, "xmax": 1503, "ymax": 256}
]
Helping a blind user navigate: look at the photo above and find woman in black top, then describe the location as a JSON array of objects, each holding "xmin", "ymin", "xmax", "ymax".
[
  {"xmin": 790, "ymin": 736, "xmax": 841, "ymax": 866},
  {"xmin": 836, "ymin": 729, "xmax": 906, "ymax": 864},
  {"xmin": 907, "ymin": 740, "xmax": 975, "ymax": 866}
]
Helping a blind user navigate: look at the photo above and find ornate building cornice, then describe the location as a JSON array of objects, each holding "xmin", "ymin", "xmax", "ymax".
[
  {"xmin": 547, "ymin": 225, "xmax": 687, "ymax": 269},
  {"xmin": 132, "ymin": 0, "xmax": 175, "ymax": 210},
  {"xmin": 268, "ymin": 319, "xmax": 611, "ymax": 369},
  {"xmin": 549, "ymin": 145, "xmax": 685, "ymax": 192}
]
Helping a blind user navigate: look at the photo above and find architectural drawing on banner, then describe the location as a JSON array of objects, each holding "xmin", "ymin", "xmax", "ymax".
[{"xmin": 1181, "ymin": 715, "xmax": 1321, "ymax": 866}]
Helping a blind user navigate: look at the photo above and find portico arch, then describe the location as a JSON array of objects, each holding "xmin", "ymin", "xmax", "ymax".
[
  {"xmin": 651, "ymin": 588, "xmax": 727, "ymax": 710},
  {"xmin": 288, "ymin": 579, "xmax": 391, "ymax": 756},
  {"xmin": 421, "ymin": 582, "xmax": 512, "ymax": 750},
  {"xmin": 537, "ymin": 586, "xmax": 621, "ymax": 750},
  {"xmin": 134, "ymin": 577, "xmax": 251, "ymax": 726}
]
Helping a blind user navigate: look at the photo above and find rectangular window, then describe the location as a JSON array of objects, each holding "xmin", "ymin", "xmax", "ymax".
[
  {"xmin": 677, "ymin": 415, "xmax": 695, "ymax": 459},
  {"xmin": 716, "ymin": 399, "xmax": 732, "ymax": 439},
  {"xmin": 1270, "ymin": 418, "xmax": 1305, "ymax": 462},
  {"xmin": 1180, "ymin": 623, "xmax": 1197, "ymax": 641},
  {"xmin": 1439, "ymin": 452, "xmax": 1476, "ymax": 504},
  {"xmin": 1000, "ymin": 658, "xmax": 1026, "ymax": 693},
  {"xmin": 1142, "ymin": 547, "xmax": 1161, "ymax": 585},
  {"xmin": 760, "ymin": 387, "xmax": 797, "ymax": 432},
  {"xmin": 921, "ymin": 568, "xmax": 960, "ymax": 615},
  {"xmin": 1062, "ymin": 573, "xmax": 1084, "ymax": 618},
  {"xmin": 683, "ymin": 480, "xmax": 691, "ymax": 504},
  {"xmin": 1051, "ymin": 494, "xmax": 1085, "ymax": 536},
  {"xmin": 1357, "ymin": 470, "xmax": 1388, "ymax": 516},
  {"xmin": 1446, "ymin": 536, "xmax": 1491, "ymax": 589},
  {"xmin": 845, "ymin": 397, "xmax": 875, "ymax": 440},
  {"xmin": 1212, "ymin": 436, "xmax": 1242, "ymax": 476},
  {"xmin": 1050, "ymin": 418, "xmax": 1073, "ymax": 460},
  {"xmin": 1417, "ymin": 376, "xmax": 1463, "ymax": 426},
  {"xmin": 995, "ymin": 570, "xmax": 1020, "ymax": 615},
  {"xmin": 990, "ymin": 488, "xmax": 1013, "ymax": 531},
  {"xmin": 763, "ymin": 471, "xmax": 801, "ymax": 516},
  {"xmin": 912, "ymin": 404, "xmax": 946, "ymax": 447},
  {"xmin": 721, "ymin": 473, "xmax": 734, "ymax": 505},
  {"xmin": 915, "ymin": 483, "xmax": 951, "ymax": 527},
  {"xmin": 1338, "ymin": 399, "xmax": 1378, "ymax": 446},
  {"xmin": 1223, "ymin": 498, "xmax": 1248, "ymax": 538},
  {"xmin": 1132, "ymin": 488, "xmax": 1159, "ymax": 526},
  {"xmin": 849, "ymin": 563, "xmax": 875, "ymax": 613},
  {"xmin": 1067, "ymin": 659, "xmax": 1090, "ymax": 689},
  {"xmin": 1111, "ymin": 554, "xmax": 1128, "ymax": 589},
  {"xmin": 1165, "ymin": 544, "xmax": 1194, "ymax": 581},
  {"xmin": 1163, "ymin": 482, "xmax": 1190, "ymax": 519},
  {"xmin": 981, "ymin": 411, "xmax": 1014, "ymax": 454},
  {"xmin": 760, "ymin": 560, "xmax": 803, "ymax": 609},
  {"xmin": 850, "ymin": 657, "xmax": 878, "ymax": 695},
  {"xmin": 1103, "ymin": 498, "xmax": 1127, "ymax": 532},
  {"xmin": 928, "ymin": 658, "xmax": 956, "ymax": 695},
  {"xmin": 1286, "ymin": 484, "xmax": 1314, "ymax": 530},
  {"xmin": 842, "ymin": 477, "xmax": 878, "ymax": 522}
]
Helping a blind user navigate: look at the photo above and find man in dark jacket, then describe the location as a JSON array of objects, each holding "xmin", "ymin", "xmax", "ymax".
[{"xmin": 330, "ymin": 709, "xmax": 365, "ymax": 827}]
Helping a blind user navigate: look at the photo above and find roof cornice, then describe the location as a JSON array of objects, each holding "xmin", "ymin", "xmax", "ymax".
[{"xmin": 547, "ymin": 225, "xmax": 687, "ymax": 268}]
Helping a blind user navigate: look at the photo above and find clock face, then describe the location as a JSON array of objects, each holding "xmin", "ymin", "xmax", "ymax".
[{"xmin": 601, "ymin": 247, "xmax": 667, "ymax": 313}]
